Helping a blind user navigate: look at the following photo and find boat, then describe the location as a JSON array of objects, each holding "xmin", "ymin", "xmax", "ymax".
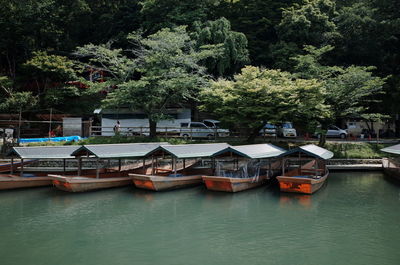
[
  {"xmin": 276, "ymin": 144, "xmax": 333, "ymax": 194},
  {"xmin": 131, "ymin": 143, "xmax": 229, "ymax": 191},
  {"xmin": 0, "ymin": 174, "xmax": 53, "ymax": 190},
  {"xmin": 50, "ymin": 173, "xmax": 135, "ymax": 192},
  {"xmin": 202, "ymin": 144, "xmax": 286, "ymax": 192},
  {"xmin": 0, "ymin": 146, "xmax": 81, "ymax": 190},
  {"xmin": 50, "ymin": 143, "xmax": 166, "ymax": 192},
  {"xmin": 381, "ymin": 144, "xmax": 400, "ymax": 181}
]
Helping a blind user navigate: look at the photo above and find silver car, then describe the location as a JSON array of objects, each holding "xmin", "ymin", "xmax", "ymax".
[{"xmin": 316, "ymin": 125, "xmax": 348, "ymax": 139}]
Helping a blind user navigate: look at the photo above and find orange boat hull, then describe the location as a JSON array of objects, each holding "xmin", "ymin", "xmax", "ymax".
[{"xmin": 277, "ymin": 173, "xmax": 328, "ymax": 194}]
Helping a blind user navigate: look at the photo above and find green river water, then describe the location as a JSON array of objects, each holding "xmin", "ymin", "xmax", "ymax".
[{"xmin": 0, "ymin": 172, "xmax": 399, "ymax": 265}]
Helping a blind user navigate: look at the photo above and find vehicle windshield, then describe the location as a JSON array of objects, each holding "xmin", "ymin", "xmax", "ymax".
[
  {"xmin": 282, "ymin": 123, "xmax": 293, "ymax": 129},
  {"xmin": 264, "ymin": 124, "xmax": 276, "ymax": 129},
  {"xmin": 204, "ymin": 121, "xmax": 219, "ymax": 128}
]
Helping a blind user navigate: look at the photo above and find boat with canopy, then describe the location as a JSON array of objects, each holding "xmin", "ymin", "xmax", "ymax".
[
  {"xmin": 49, "ymin": 143, "xmax": 166, "ymax": 192},
  {"xmin": 202, "ymin": 143, "xmax": 286, "ymax": 192},
  {"xmin": 276, "ymin": 144, "xmax": 333, "ymax": 194},
  {"xmin": 130, "ymin": 143, "xmax": 229, "ymax": 191},
  {"xmin": 1, "ymin": 146, "xmax": 80, "ymax": 190},
  {"xmin": 381, "ymin": 144, "xmax": 400, "ymax": 180}
]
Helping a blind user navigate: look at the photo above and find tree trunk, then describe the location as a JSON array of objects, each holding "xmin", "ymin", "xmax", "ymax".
[
  {"xmin": 318, "ymin": 124, "xmax": 328, "ymax": 147},
  {"xmin": 149, "ymin": 119, "xmax": 157, "ymax": 138},
  {"xmin": 318, "ymin": 134, "xmax": 327, "ymax": 147},
  {"xmin": 246, "ymin": 127, "xmax": 261, "ymax": 143}
]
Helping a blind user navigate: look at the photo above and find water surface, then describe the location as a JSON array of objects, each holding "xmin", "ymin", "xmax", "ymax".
[{"xmin": 0, "ymin": 172, "xmax": 399, "ymax": 265}]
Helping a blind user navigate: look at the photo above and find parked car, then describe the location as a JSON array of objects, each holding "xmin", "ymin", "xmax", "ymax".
[
  {"xmin": 202, "ymin": 119, "xmax": 230, "ymax": 137},
  {"xmin": 180, "ymin": 122, "xmax": 227, "ymax": 139},
  {"xmin": 277, "ymin": 122, "xmax": 297, "ymax": 138},
  {"xmin": 259, "ymin": 123, "xmax": 277, "ymax": 137},
  {"xmin": 315, "ymin": 125, "xmax": 348, "ymax": 139}
]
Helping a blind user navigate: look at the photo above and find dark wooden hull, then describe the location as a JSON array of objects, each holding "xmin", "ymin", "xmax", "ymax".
[
  {"xmin": 0, "ymin": 175, "xmax": 52, "ymax": 190},
  {"xmin": 131, "ymin": 174, "xmax": 203, "ymax": 191},
  {"xmin": 276, "ymin": 173, "xmax": 328, "ymax": 194},
  {"xmin": 202, "ymin": 175, "xmax": 268, "ymax": 193}
]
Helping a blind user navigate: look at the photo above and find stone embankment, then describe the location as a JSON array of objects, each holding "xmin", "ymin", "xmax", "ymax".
[{"xmin": 327, "ymin": 159, "xmax": 382, "ymax": 171}]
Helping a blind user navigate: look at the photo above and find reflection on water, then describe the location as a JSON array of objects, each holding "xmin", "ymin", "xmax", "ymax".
[
  {"xmin": 0, "ymin": 172, "xmax": 399, "ymax": 265},
  {"xmin": 279, "ymin": 194, "xmax": 312, "ymax": 208}
]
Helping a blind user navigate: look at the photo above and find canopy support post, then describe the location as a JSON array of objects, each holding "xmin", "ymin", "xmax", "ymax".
[
  {"xmin": 151, "ymin": 155, "xmax": 155, "ymax": 175},
  {"xmin": 10, "ymin": 157, "xmax": 14, "ymax": 175},
  {"xmin": 174, "ymin": 157, "xmax": 177, "ymax": 176},
  {"xmin": 212, "ymin": 157, "xmax": 216, "ymax": 175},
  {"xmin": 183, "ymin": 159, "xmax": 186, "ymax": 169},
  {"xmin": 96, "ymin": 158, "xmax": 100, "ymax": 179},
  {"xmin": 78, "ymin": 157, "xmax": 82, "ymax": 176},
  {"xmin": 63, "ymin": 159, "xmax": 66, "ymax": 174},
  {"xmin": 118, "ymin": 159, "xmax": 121, "ymax": 172},
  {"xmin": 282, "ymin": 158, "xmax": 285, "ymax": 175},
  {"xmin": 20, "ymin": 158, "xmax": 24, "ymax": 177},
  {"xmin": 299, "ymin": 152, "xmax": 301, "ymax": 175},
  {"xmin": 142, "ymin": 158, "xmax": 146, "ymax": 174},
  {"xmin": 155, "ymin": 157, "xmax": 158, "ymax": 175}
]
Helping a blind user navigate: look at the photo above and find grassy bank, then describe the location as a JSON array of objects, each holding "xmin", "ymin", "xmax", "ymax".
[{"xmin": 24, "ymin": 136, "xmax": 392, "ymax": 159}]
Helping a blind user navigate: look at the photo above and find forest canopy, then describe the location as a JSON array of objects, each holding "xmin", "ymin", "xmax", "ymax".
[{"xmin": 0, "ymin": 0, "xmax": 399, "ymax": 136}]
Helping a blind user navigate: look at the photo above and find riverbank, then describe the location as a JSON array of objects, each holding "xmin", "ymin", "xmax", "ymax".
[{"xmin": 19, "ymin": 135, "xmax": 395, "ymax": 159}]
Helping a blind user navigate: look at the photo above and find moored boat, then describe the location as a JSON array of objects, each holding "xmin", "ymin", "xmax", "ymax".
[
  {"xmin": 51, "ymin": 143, "xmax": 166, "ymax": 192},
  {"xmin": 276, "ymin": 144, "xmax": 333, "ymax": 194},
  {"xmin": 49, "ymin": 174, "xmax": 135, "ymax": 192},
  {"xmin": 381, "ymin": 144, "xmax": 400, "ymax": 181},
  {"xmin": 202, "ymin": 144, "xmax": 286, "ymax": 192},
  {"xmin": 0, "ymin": 174, "xmax": 53, "ymax": 190},
  {"xmin": 1, "ymin": 146, "xmax": 81, "ymax": 190},
  {"xmin": 131, "ymin": 143, "xmax": 229, "ymax": 191}
]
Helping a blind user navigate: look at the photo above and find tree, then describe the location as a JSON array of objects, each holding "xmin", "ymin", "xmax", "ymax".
[
  {"xmin": 292, "ymin": 45, "xmax": 387, "ymax": 145},
  {"xmin": 200, "ymin": 65, "xmax": 329, "ymax": 142},
  {"xmin": 192, "ymin": 18, "xmax": 249, "ymax": 77},
  {"xmin": 139, "ymin": 0, "xmax": 219, "ymax": 33},
  {"xmin": 0, "ymin": 76, "xmax": 37, "ymax": 112},
  {"xmin": 76, "ymin": 26, "xmax": 219, "ymax": 137},
  {"xmin": 271, "ymin": 0, "xmax": 340, "ymax": 70}
]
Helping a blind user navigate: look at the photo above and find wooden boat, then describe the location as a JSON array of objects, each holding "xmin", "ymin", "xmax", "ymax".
[
  {"xmin": 132, "ymin": 174, "xmax": 203, "ymax": 191},
  {"xmin": 381, "ymin": 145, "xmax": 400, "ymax": 181},
  {"xmin": 131, "ymin": 159, "xmax": 211, "ymax": 191},
  {"xmin": 131, "ymin": 143, "xmax": 229, "ymax": 191},
  {"xmin": 276, "ymin": 144, "xmax": 333, "ymax": 195},
  {"xmin": 50, "ymin": 174, "xmax": 135, "ymax": 192},
  {"xmin": 202, "ymin": 175, "xmax": 268, "ymax": 193},
  {"xmin": 49, "ymin": 163, "xmax": 150, "ymax": 192},
  {"xmin": 382, "ymin": 158, "xmax": 400, "ymax": 181},
  {"xmin": 0, "ymin": 174, "xmax": 53, "ymax": 190},
  {"xmin": 202, "ymin": 144, "xmax": 286, "ymax": 193},
  {"xmin": 277, "ymin": 172, "xmax": 328, "ymax": 194},
  {"xmin": 49, "ymin": 142, "xmax": 168, "ymax": 192}
]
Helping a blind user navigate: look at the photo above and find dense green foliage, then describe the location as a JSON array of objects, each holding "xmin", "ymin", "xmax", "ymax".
[
  {"xmin": 76, "ymin": 27, "xmax": 219, "ymax": 137},
  {"xmin": 1, "ymin": 0, "xmax": 399, "ymax": 139},
  {"xmin": 201, "ymin": 66, "xmax": 329, "ymax": 141}
]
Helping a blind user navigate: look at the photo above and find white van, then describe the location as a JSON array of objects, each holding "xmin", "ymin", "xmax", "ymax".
[{"xmin": 277, "ymin": 122, "xmax": 297, "ymax": 138}]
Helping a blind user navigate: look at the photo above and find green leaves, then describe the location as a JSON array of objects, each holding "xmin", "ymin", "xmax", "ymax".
[
  {"xmin": 78, "ymin": 26, "xmax": 218, "ymax": 124},
  {"xmin": 200, "ymin": 66, "xmax": 328, "ymax": 137},
  {"xmin": 192, "ymin": 18, "xmax": 250, "ymax": 76},
  {"xmin": 292, "ymin": 45, "xmax": 387, "ymax": 123},
  {"xmin": 0, "ymin": 92, "xmax": 37, "ymax": 112}
]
